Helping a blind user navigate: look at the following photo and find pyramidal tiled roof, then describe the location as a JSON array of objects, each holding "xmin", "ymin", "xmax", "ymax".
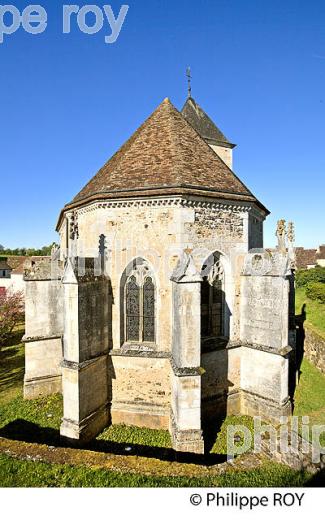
[
  {"xmin": 59, "ymin": 98, "xmax": 268, "ymax": 224},
  {"xmin": 181, "ymin": 97, "xmax": 235, "ymax": 147}
]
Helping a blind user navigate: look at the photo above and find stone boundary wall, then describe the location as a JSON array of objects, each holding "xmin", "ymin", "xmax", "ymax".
[
  {"xmin": 304, "ymin": 327, "xmax": 325, "ymax": 375},
  {"xmin": 261, "ymin": 431, "xmax": 325, "ymax": 475}
]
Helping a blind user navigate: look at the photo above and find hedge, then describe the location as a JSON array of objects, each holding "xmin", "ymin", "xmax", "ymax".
[
  {"xmin": 296, "ymin": 267, "xmax": 325, "ymax": 288},
  {"xmin": 305, "ymin": 282, "xmax": 325, "ymax": 304}
]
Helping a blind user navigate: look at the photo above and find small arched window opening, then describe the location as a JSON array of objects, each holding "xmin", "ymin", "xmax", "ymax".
[
  {"xmin": 124, "ymin": 259, "xmax": 156, "ymax": 344},
  {"xmin": 201, "ymin": 253, "xmax": 225, "ymax": 339}
]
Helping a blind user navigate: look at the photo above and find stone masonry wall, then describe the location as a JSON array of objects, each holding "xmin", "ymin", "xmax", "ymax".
[
  {"xmin": 24, "ymin": 280, "xmax": 63, "ymax": 339},
  {"xmin": 109, "ymin": 355, "xmax": 170, "ymax": 429},
  {"xmin": 304, "ymin": 327, "xmax": 325, "ymax": 375},
  {"xmin": 201, "ymin": 347, "xmax": 241, "ymax": 400},
  {"xmin": 240, "ymin": 275, "xmax": 289, "ymax": 350},
  {"xmin": 78, "ymin": 279, "xmax": 111, "ymax": 362},
  {"xmin": 248, "ymin": 214, "xmax": 264, "ymax": 250},
  {"xmin": 24, "ymin": 278, "xmax": 64, "ymax": 398},
  {"xmin": 186, "ymin": 206, "xmax": 244, "ymax": 242}
]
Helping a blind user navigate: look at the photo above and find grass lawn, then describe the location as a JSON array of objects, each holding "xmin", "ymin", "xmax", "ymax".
[
  {"xmin": 0, "ymin": 453, "xmax": 309, "ymax": 487},
  {"xmin": 295, "ymin": 286, "xmax": 325, "ymax": 338},
  {"xmin": 1, "ymin": 324, "xmax": 325, "ymax": 486},
  {"xmin": 294, "ymin": 285, "xmax": 325, "ymax": 443},
  {"xmin": 293, "ymin": 358, "xmax": 325, "ymax": 444},
  {"xmin": 0, "ymin": 324, "xmax": 25, "ymax": 405},
  {"xmin": 294, "ymin": 358, "xmax": 325, "ymax": 417}
]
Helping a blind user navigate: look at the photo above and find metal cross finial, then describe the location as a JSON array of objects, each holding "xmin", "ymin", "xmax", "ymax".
[{"xmin": 186, "ymin": 67, "xmax": 192, "ymax": 98}]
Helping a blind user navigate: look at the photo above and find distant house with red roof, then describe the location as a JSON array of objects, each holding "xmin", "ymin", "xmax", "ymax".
[
  {"xmin": 0, "ymin": 256, "xmax": 50, "ymax": 296},
  {"xmin": 295, "ymin": 245, "xmax": 325, "ymax": 270}
]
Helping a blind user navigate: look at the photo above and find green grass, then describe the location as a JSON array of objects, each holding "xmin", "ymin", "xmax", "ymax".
[
  {"xmin": 0, "ymin": 393, "xmax": 62, "ymax": 443},
  {"xmin": 211, "ymin": 415, "xmax": 255, "ymax": 455},
  {"xmin": 216, "ymin": 462, "xmax": 309, "ymax": 487},
  {"xmin": 294, "ymin": 284, "xmax": 325, "ymax": 444},
  {"xmin": 98, "ymin": 423, "xmax": 172, "ymax": 448},
  {"xmin": 0, "ymin": 325, "xmax": 63, "ymax": 445},
  {"xmin": 0, "ymin": 453, "xmax": 211, "ymax": 488},
  {"xmin": 293, "ymin": 358, "xmax": 325, "ymax": 444},
  {"xmin": 0, "ymin": 324, "xmax": 25, "ymax": 405},
  {"xmin": 295, "ymin": 286, "xmax": 325, "ymax": 338},
  {"xmin": 0, "ymin": 453, "xmax": 310, "ymax": 488},
  {"xmin": 294, "ymin": 358, "xmax": 325, "ymax": 416}
]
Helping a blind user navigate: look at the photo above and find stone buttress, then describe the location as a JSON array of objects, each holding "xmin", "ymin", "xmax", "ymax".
[
  {"xmin": 60, "ymin": 257, "xmax": 111, "ymax": 443},
  {"xmin": 23, "ymin": 257, "xmax": 63, "ymax": 399},
  {"xmin": 170, "ymin": 253, "xmax": 204, "ymax": 454}
]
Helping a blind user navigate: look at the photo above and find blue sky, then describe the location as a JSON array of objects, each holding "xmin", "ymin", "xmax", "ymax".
[{"xmin": 1, "ymin": 0, "xmax": 324, "ymax": 248}]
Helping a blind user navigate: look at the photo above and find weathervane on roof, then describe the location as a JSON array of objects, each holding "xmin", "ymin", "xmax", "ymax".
[{"xmin": 186, "ymin": 67, "xmax": 192, "ymax": 98}]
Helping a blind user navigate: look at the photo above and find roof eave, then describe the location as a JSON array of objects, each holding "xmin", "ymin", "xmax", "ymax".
[
  {"xmin": 56, "ymin": 186, "xmax": 269, "ymax": 231},
  {"xmin": 204, "ymin": 137, "xmax": 237, "ymax": 149}
]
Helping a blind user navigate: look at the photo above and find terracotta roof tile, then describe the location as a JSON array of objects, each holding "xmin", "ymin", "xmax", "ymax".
[
  {"xmin": 5, "ymin": 256, "xmax": 50, "ymax": 274},
  {"xmin": 6, "ymin": 256, "xmax": 26, "ymax": 273},
  {"xmin": 295, "ymin": 248, "xmax": 317, "ymax": 269},
  {"xmin": 181, "ymin": 97, "xmax": 234, "ymax": 146},
  {"xmin": 70, "ymin": 98, "xmax": 263, "ymax": 209}
]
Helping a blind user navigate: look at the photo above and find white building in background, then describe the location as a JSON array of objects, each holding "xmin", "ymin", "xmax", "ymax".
[{"xmin": 0, "ymin": 256, "xmax": 49, "ymax": 297}]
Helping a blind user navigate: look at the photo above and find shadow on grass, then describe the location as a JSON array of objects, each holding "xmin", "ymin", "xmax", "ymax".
[
  {"xmin": 0, "ymin": 419, "xmax": 227, "ymax": 466},
  {"xmin": 289, "ymin": 304, "xmax": 307, "ymax": 405},
  {"xmin": 0, "ymin": 329, "xmax": 24, "ymax": 349},
  {"xmin": 202, "ymin": 415, "xmax": 226, "ymax": 454},
  {"xmin": 295, "ymin": 303, "xmax": 307, "ymax": 375},
  {"xmin": 0, "ymin": 345, "xmax": 25, "ymax": 395},
  {"xmin": 305, "ymin": 469, "xmax": 325, "ymax": 487},
  {"xmin": 0, "ymin": 419, "xmax": 60, "ymax": 446}
]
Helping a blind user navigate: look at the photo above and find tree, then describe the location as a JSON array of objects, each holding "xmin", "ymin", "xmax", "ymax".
[
  {"xmin": 0, "ymin": 291, "xmax": 24, "ymax": 347},
  {"xmin": 0, "ymin": 243, "xmax": 57, "ymax": 257}
]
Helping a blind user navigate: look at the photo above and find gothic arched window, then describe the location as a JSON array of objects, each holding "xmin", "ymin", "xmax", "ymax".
[
  {"xmin": 124, "ymin": 261, "xmax": 156, "ymax": 344},
  {"xmin": 143, "ymin": 277, "xmax": 155, "ymax": 342},
  {"xmin": 126, "ymin": 276, "xmax": 140, "ymax": 341},
  {"xmin": 201, "ymin": 254, "xmax": 225, "ymax": 338}
]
